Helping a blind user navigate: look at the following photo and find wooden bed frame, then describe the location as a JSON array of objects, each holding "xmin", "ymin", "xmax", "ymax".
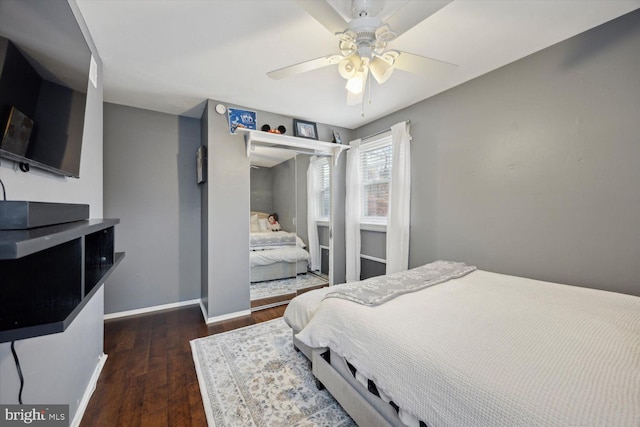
[{"xmin": 293, "ymin": 331, "xmax": 406, "ymax": 427}]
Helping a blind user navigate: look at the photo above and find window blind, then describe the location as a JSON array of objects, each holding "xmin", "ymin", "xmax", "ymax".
[
  {"xmin": 317, "ymin": 157, "xmax": 330, "ymax": 220},
  {"xmin": 360, "ymin": 135, "xmax": 392, "ymax": 223}
]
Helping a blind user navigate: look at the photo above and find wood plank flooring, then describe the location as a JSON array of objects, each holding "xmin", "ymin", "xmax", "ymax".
[
  {"xmin": 250, "ymin": 284, "xmax": 328, "ymax": 309},
  {"xmin": 80, "ymin": 304, "xmax": 286, "ymax": 427}
]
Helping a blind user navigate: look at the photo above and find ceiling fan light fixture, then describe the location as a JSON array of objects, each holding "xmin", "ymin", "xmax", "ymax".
[
  {"xmin": 336, "ymin": 30, "xmax": 357, "ymax": 42},
  {"xmin": 381, "ymin": 50, "xmax": 400, "ymax": 64},
  {"xmin": 338, "ymin": 55, "xmax": 361, "ymax": 80},
  {"xmin": 375, "ymin": 24, "xmax": 397, "ymax": 42},
  {"xmin": 345, "ymin": 77, "xmax": 362, "ymax": 94},
  {"xmin": 370, "ymin": 56, "xmax": 394, "ymax": 84},
  {"xmin": 339, "ymin": 40, "xmax": 356, "ymax": 56},
  {"xmin": 373, "ymin": 40, "xmax": 387, "ymax": 55},
  {"xmin": 345, "ymin": 68, "xmax": 367, "ymax": 94}
]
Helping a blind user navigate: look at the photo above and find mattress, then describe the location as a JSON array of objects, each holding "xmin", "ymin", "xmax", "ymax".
[{"xmin": 286, "ymin": 267, "xmax": 640, "ymax": 426}]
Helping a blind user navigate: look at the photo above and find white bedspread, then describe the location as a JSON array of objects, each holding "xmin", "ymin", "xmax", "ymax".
[
  {"xmin": 284, "ymin": 285, "xmax": 334, "ymax": 332},
  {"xmin": 293, "ymin": 269, "xmax": 640, "ymax": 426},
  {"xmin": 250, "ymin": 246, "xmax": 310, "ymax": 267}
]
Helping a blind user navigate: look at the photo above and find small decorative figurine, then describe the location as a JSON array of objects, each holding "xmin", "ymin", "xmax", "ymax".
[
  {"xmin": 260, "ymin": 124, "xmax": 287, "ymax": 135},
  {"xmin": 268, "ymin": 213, "xmax": 281, "ymax": 231}
]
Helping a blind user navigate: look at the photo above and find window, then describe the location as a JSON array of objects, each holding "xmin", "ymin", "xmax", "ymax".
[
  {"xmin": 316, "ymin": 157, "xmax": 330, "ymax": 221},
  {"xmin": 360, "ymin": 135, "xmax": 392, "ymax": 224}
]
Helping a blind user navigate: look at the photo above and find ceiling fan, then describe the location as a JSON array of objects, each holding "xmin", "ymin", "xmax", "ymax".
[{"xmin": 267, "ymin": 0, "xmax": 458, "ymax": 106}]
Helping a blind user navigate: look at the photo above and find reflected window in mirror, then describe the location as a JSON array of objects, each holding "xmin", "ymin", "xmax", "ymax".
[{"xmin": 316, "ymin": 157, "xmax": 330, "ymax": 221}]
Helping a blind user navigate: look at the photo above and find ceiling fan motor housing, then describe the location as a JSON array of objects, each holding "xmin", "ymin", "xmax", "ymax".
[
  {"xmin": 347, "ymin": 16, "xmax": 387, "ymax": 58},
  {"xmin": 351, "ymin": 0, "xmax": 384, "ymax": 18}
]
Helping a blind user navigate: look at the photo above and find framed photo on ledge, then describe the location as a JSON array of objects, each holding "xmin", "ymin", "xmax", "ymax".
[
  {"xmin": 332, "ymin": 130, "xmax": 342, "ymax": 144},
  {"xmin": 293, "ymin": 119, "xmax": 318, "ymax": 140}
]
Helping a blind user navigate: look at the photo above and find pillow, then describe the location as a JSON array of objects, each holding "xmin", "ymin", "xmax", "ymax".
[
  {"xmin": 250, "ymin": 214, "xmax": 259, "ymax": 233},
  {"xmin": 258, "ymin": 218, "xmax": 269, "ymax": 232},
  {"xmin": 251, "ymin": 211, "xmax": 270, "ymax": 220}
]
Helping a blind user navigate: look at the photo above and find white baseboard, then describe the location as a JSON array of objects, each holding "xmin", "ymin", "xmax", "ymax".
[
  {"xmin": 199, "ymin": 300, "xmax": 208, "ymax": 321},
  {"xmin": 203, "ymin": 308, "xmax": 252, "ymax": 325},
  {"xmin": 250, "ymin": 300, "xmax": 291, "ymax": 312},
  {"xmin": 199, "ymin": 299, "xmax": 252, "ymax": 324},
  {"xmin": 104, "ymin": 299, "xmax": 200, "ymax": 320},
  {"xmin": 105, "ymin": 298, "xmax": 249, "ymax": 325},
  {"xmin": 71, "ymin": 353, "xmax": 107, "ymax": 427}
]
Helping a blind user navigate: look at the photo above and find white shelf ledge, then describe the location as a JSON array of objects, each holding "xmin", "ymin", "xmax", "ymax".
[{"xmin": 236, "ymin": 128, "xmax": 349, "ymax": 166}]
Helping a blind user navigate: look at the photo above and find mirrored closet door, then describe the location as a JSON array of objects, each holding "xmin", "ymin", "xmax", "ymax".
[
  {"xmin": 249, "ymin": 146, "xmax": 330, "ymax": 310},
  {"xmin": 295, "ymin": 153, "xmax": 331, "ymax": 284}
]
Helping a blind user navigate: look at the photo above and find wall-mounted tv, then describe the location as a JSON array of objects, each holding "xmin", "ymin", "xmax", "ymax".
[{"xmin": 0, "ymin": 0, "xmax": 91, "ymax": 178}]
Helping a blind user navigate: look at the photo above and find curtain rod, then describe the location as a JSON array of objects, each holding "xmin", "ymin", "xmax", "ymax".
[{"xmin": 361, "ymin": 120, "xmax": 410, "ymax": 141}]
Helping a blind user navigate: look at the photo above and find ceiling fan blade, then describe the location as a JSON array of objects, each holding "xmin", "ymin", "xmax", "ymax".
[
  {"xmin": 393, "ymin": 51, "xmax": 458, "ymax": 79},
  {"xmin": 385, "ymin": 0, "xmax": 452, "ymax": 38},
  {"xmin": 294, "ymin": 0, "xmax": 348, "ymax": 34},
  {"xmin": 267, "ymin": 55, "xmax": 339, "ymax": 80}
]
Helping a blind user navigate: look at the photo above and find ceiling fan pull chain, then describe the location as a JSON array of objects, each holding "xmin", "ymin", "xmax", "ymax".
[{"xmin": 361, "ymin": 69, "xmax": 369, "ymax": 117}]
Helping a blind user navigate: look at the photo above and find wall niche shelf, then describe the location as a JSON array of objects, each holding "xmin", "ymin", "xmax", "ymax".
[
  {"xmin": 0, "ymin": 219, "xmax": 124, "ymax": 343},
  {"xmin": 236, "ymin": 129, "xmax": 349, "ymax": 166}
]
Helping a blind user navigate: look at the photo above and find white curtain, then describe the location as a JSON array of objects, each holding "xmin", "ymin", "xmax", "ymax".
[
  {"xmin": 345, "ymin": 139, "xmax": 362, "ymax": 282},
  {"xmin": 307, "ymin": 156, "xmax": 320, "ymax": 272},
  {"xmin": 386, "ymin": 122, "xmax": 411, "ymax": 274}
]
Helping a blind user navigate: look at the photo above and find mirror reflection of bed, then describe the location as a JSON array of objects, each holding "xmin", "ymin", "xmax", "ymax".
[{"xmin": 249, "ymin": 147, "xmax": 329, "ymax": 310}]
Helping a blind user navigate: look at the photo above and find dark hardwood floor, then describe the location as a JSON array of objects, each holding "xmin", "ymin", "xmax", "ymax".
[{"xmin": 81, "ymin": 304, "xmax": 286, "ymax": 427}]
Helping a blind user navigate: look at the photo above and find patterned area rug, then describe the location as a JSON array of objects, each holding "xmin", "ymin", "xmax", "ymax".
[
  {"xmin": 191, "ymin": 318, "xmax": 355, "ymax": 426},
  {"xmin": 250, "ymin": 273, "xmax": 328, "ymax": 300}
]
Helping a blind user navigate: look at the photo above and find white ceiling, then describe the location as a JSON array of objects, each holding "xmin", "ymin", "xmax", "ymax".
[{"xmin": 76, "ymin": 0, "xmax": 640, "ymax": 129}]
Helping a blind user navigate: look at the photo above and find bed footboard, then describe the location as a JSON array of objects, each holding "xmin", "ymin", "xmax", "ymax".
[
  {"xmin": 311, "ymin": 348, "xmax": 408, "ymax": 427},
  {"xmin": 292, "ymin": 328, "xmax": 406, "ymax": 426}
]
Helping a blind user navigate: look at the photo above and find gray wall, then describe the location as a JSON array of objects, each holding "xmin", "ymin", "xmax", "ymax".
[
  {"xmin": 250, "ymin": 167, "xmax": 273, "ymax": 214},
  {"xmin": 103, "ymin": 103, "xmax": 202, "ymax": 313},
  {"xmin": 272, "ymin": 157, "xmax": 296, "ymax": 232},
  {"xmin": 360, "ymin": 230, "xmax": 386, "ymax": 279},
  {"xmin": 202, "ymin": 99, "xmax": 250, "ymax": 317},
  {"xmin": 355, "ymin": 9, "xmax": 640, "ymax": 296},
  {"xmin": 0, "ymin": 0, "xmax": 106, "ymax": 422}
]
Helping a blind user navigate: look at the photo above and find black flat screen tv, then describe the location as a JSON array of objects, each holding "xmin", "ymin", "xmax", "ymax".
[{"xmin": 0, "ymin": 0, "xmax": 91, "ymax": 178}]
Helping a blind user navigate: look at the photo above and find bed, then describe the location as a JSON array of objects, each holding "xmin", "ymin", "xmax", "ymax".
[
  {"xmin": 284, "ymin": 260, "xmax": 640, "ymax": 427},
  {"xmin": 250, "ymin": 212, "xmax": 310, "ymax": 282}
]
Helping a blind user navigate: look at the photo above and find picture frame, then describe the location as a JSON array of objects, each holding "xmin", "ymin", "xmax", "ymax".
[
  {"xmin": 228, "ymin": 108, "xmax": 257, "ymax": 134},
  {"xmin": 293, "ymin": 119, "xmax": 318, "ymax": 140},
  {"xmin": 332, "ymin": 130, "xmax": 342, "ymax": 144}
]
